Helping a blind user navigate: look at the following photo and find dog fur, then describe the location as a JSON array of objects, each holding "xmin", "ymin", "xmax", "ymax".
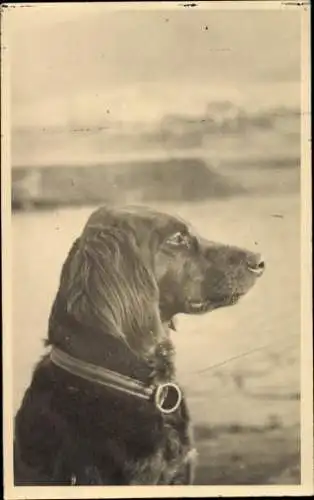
[{"xmin": 14, "ymin": 205, "xmax": 264, "ymax": 485}]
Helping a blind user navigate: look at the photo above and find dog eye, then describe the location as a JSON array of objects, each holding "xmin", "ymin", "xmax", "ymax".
[{"xmin": 166, "ymin": 232, "xmax": 190, "ymax": 248}]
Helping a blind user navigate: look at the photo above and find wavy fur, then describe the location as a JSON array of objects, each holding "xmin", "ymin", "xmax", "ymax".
[{"xmin": 14, "ymin": 204, "xmax": 264, "ymax": 485}]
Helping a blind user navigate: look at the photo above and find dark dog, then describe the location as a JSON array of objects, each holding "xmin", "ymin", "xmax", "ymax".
[{"xmin": 14, "ymin": 205, "xmax": 265, "ymax": 485}]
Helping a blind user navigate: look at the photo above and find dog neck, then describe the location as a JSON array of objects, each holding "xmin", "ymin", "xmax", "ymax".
[{"xmin": 47, "ymin": 302, "xmax": 176, "ymax": 385}]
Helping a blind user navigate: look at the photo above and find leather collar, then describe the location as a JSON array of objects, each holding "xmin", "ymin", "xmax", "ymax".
[{"xmin": 50, "ymin": 347, "xmax": 182, "ymax": 414}]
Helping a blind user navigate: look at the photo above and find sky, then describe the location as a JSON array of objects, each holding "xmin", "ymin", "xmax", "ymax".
[{"xmin": 6, "ymin": 3, "xmax": 302, "ymax": 127}]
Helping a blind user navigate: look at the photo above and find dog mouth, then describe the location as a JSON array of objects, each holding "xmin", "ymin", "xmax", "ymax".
[
  {"xmin": 187, "ymin": 293, "xmax": 244, "ymax": 314},
  {"xmin": 187, "ymin": 301, "xmax": 211, "ymax": 313}
]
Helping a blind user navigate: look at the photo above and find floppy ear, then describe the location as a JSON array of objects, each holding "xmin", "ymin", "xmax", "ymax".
[{"xmin": 54, "ymin": 227, "xmax": 165, "ymax": 354}]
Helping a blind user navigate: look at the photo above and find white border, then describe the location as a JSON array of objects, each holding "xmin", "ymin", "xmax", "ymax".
[{"xmin": 2, "ymin": 2, "xmax": 312, "ymax": 498}]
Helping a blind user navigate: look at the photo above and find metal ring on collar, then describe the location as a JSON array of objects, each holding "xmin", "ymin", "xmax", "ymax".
[{"xmin": 154, "ymin": 382, "xmax": 182, "ymax": 414}]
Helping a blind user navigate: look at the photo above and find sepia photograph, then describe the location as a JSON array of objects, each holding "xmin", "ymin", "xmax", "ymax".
[{"xmin": 2, "ymin": 1, "xmax": 312, "ymax": 498}]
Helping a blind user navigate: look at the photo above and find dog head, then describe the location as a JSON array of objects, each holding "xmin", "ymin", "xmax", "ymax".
[{"xmin": 48, "ymin": 205, "xmax": 264, "ymax": 355}]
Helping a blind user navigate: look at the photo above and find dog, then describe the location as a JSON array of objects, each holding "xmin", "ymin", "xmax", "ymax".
[{"xmin": 14, "ymin": 204, "xmax": 265, "ymax": 485}]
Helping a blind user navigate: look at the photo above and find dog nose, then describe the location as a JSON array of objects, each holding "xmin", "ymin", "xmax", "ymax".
[{"xmin": 247, "ymin": 253, "xmax": 265, "ymax": 276}]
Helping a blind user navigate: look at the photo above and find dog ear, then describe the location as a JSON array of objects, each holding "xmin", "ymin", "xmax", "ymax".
[{"xmin": 58, "ymin": 227, "xmax": 164, "ymax": 353}]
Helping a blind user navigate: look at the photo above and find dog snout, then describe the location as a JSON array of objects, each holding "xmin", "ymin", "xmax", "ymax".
[{"xmin": 246, "ymin": 252, "xmax": 265, "ymax": 276}]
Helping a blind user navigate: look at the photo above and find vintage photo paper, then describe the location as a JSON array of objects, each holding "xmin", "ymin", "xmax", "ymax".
[{"xmin": 1, "ymin": 1, "xmax": 312, "ymax": 498}]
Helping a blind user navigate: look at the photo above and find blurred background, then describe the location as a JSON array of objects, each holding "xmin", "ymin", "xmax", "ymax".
[{"xmin": 9, "ymin": 4, "xmax": 301, "ymax": 485}]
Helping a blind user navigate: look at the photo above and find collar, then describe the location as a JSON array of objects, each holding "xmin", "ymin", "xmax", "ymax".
[{"xmin": 50, "ymin": 347, "xmax": 182, "ymax": 415}]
